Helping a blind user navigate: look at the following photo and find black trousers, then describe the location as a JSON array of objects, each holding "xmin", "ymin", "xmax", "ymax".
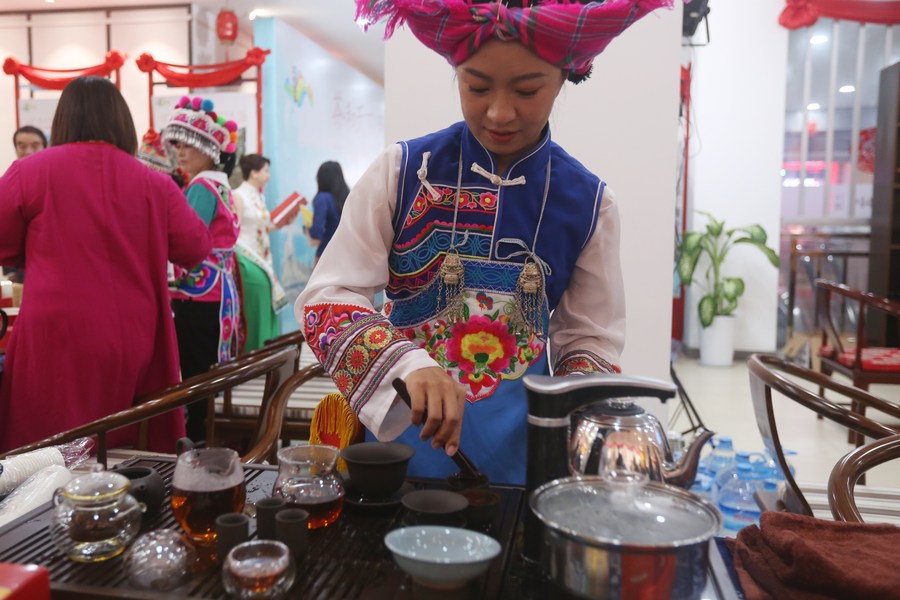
[{"xmin": 173, "ymin": 299, "xmax": 221, "ymax": 442}]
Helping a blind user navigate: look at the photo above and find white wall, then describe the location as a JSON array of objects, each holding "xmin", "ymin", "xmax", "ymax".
[
  {"xmin": 0, "ymin": 14, "xmax": 30, "ymax": 169},
  {"xmin": 684, "ymin": 1, "xmax": 788, "ymax": 353},
  {"xmin": 385, "ymin": 7, "xmax": 683, "ymax": 383},
  {"xmin": 0, "ymin": 8, "xmax": 190, "ymax": 170}
]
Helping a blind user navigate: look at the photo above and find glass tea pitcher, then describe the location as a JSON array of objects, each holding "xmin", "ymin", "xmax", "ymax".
[
  {"xmin": 273, "ymin": 444, "xmax": 344, "ymax": 529},
  {"xmin": 50, "ymin": 467, "xmax": 144, "ymax": 562}
]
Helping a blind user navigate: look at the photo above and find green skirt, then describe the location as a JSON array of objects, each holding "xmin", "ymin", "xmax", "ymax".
[{"xmin": 237, "ymin": 254, "xmax": 280, "ymax": 353}]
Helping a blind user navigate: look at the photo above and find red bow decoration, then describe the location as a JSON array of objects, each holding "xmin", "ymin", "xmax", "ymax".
[{"xmin": 779, "ymin": 0, "xmax": 900, "ymax": 29}]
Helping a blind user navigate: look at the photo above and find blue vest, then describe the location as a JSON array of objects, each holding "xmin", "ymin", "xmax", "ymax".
[{"xmin": 381, "ymin": 122, "xmax": 606, "ymax": 485}]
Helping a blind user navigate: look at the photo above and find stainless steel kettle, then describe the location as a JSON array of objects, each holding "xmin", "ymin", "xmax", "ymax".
[
  {"xmin": 521, "ymin": 373, "xmax": 714, "ymax": 563},
  {"xmin": 569, "ymin": 398, "xmax": 713, "ymax": 488}
]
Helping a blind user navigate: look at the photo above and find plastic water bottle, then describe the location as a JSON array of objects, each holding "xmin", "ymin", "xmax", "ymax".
[
  {"xmin": 714, "ymin": 451, "xmax": 768, "ymax": 496},
  {"xmin": 689, "ymin": 468, "xmax": 715, "ymax": 502},
  {"xmin": 706, "ymin": 436, "xmax": 736, "ymax": 478},
  {"xmin": 718, "ymin": 463, "xmax": 761, "ymax": 536}
]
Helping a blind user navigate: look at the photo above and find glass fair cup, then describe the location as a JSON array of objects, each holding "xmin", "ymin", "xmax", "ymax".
[
  {"xmin": 222, "ymin": 540, "xmax": 296, "ymax": 600},
  {"xmin": 273, "ymin": 444, "xmax": 344, "ymax": 529},
  {"xmin": 171, "ymin": 448, "xmax": 246, "ymax": 546}
]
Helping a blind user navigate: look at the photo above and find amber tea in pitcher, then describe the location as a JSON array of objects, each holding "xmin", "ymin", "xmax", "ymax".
[{"xmin": 273, "ymin": 444, "xmax": 345, "ymax": 529}]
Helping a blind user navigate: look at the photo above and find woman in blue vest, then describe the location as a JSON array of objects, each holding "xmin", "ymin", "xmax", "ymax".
[{"xmin": 296, "ymin": 0, "xmax": 670, "ymax": 485}]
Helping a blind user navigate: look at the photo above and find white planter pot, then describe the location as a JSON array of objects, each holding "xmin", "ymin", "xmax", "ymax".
[{"xmin": 699, "ymin": 316, "xmax": 735, "ymax": 367}]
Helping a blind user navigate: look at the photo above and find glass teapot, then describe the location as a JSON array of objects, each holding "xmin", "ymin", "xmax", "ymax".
[
  {"xmin": 273, "ymin": 444, "xmax": 344, "ymax": 529},
  {"xmin": 50, "ymin": 466, "xmax": 144, "ymax": 562}
]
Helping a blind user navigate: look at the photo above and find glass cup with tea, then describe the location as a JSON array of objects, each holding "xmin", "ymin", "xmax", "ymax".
[
  {"xmin": 273, "ymin": 444, "xmax": 344, "ymax": 529},
  {"xmin": 222, "ymin": 540, "xmax": 295, "ymax": 599},
  {"xmin": 171, "ymin": 448, "xmax": 246, "ymax": 546}
]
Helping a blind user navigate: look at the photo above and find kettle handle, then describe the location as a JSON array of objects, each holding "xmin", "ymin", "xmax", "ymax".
[{"xmin": 524, "ymin": 374, "xmax": 676, "ymax": 419}]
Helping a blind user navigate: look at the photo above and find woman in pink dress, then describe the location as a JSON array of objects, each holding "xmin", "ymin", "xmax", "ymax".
[{"xmin": 0, "ymin": 77, "xmax": 212, "ymax": 453}]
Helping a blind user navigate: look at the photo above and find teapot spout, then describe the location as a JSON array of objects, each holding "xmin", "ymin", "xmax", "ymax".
[{"xmin": 663, "ymin": 428, "xmax": 715, "ymax": 489}]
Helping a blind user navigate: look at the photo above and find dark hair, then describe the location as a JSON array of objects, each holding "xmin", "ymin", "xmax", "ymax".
[
  {"xmin": 50, "ymin": 77, "xmax": 137, "ymax": 155},
  {"xmin": 316, "ymin": 161, "xmax": 350, "ymax": 215},
  {"xmin": 221, "ymin": 151, "xmax": 237, "ymax": 177},
  {"xmin": 13, "ymin": 125, "xmax": 47, "ymax": 148},
  {"xmin": 240, "ymin": 153, "xmax": 270, "ymax": 180}
]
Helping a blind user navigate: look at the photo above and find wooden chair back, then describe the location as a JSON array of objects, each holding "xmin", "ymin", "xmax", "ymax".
[
  {"xmin": 2, "ymin": 346, "xmax": 299, "ymax": 466},
  {"xmin": 816, "ymin": 279, "xmax": 900, "ymax": 362},
  {"xmin": 828, "ymin": 433, "xmax": 900, "ymax": 523},
  {"xmin": 214, "ymin": 331, "xmax": 304, "ymax": 433},
  {"xmin": 747, "ymin": 353, "xmax": 900, "ymax": 515}
]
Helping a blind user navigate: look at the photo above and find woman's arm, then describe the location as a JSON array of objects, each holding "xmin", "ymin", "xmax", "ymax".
[
  {"xmin": 296, "ymin": 145, "xmax": 465, "ymax": 455},
  {"xmin": 549, "ymin": 185, "xmax": 626, "ymax": 375},
  {"xmin": 161, "ymin": 174, "xmax": 213, "ymax": 269},
  {"xmin": 232, "ymin": 188, "xmax": 245, "ymax": 227},
  {"xmin": 0, "ymin": 163, "xmax": 26, "ymax": 267},
  {"xmin": 308, "ymin": 193, "xmax": 330, "ymax": 242}
]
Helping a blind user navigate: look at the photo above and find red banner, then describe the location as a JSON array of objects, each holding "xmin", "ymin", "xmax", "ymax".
[
  {"xmin": 779, "ymin": 0, "xmax": 900, "ymax": 29},
  {"xmin": 2, "ymin": 50, "xmax": 124, "ymax": 90},
  {"xmin": 135, "ymin": 47, "xmax": 268, "ymax": 88}
]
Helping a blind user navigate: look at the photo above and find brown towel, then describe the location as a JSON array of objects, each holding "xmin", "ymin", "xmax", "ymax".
[{"xmin": 729, "ymin": 512, "xmax": 900, "ymax": 600}]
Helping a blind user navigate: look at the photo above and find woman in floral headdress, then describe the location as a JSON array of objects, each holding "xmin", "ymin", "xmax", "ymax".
[
  {"xmin": 296, "ymin": 0, "xmax": 671, "ymax": 485},
  {"xmin": 162, "ymin": 96, "xmax": 241, "ymax": 442}
]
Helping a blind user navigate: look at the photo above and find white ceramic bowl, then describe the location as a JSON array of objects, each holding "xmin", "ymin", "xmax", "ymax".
[{"xmin": 384, "ymin": 526, "xmax": 501, "ymax": 589}]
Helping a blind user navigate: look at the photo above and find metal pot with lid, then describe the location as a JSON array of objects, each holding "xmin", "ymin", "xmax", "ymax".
[{"xmin": 530, "ymin": 474, "xmax": 721, "ymax": 600}]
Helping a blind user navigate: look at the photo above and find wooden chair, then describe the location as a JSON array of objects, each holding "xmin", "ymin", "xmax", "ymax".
[
  {"xmin": 815, "ymin": 279, "xmax": 900, "ymax": 444},
  {"xmin": 828, "ymin": 433, "xmax": 900, "ymax": 523},
  {"xmin": 747, "ymin": 353, "xmax": 900, "ymax": 516},
  {"xmin": 211, "ymin": 330, "xmax": 330, "ymax": 447},
  {"xmin": 1, "ymin": 345, "xmax": 299, "ymax": 467}
]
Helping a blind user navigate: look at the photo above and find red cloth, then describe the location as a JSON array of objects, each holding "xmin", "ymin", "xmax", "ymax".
[
  {"xmin": 779, "ymin": 0, "xmax": 900, "ymax": 29},
  {"xmin": 135, "ymin": 48, "xmax": 269, "ymax": 88},
  {"xmin": 730, "ymin": 512, "xmax": 900, "ymax": 600},
  {"xmin": 2, "ymin": 51, "xmax": 124, "ymax": 90},
  {"xmin": 818, "ymin": 345, "xmax": 900, "ymax": 372},
  {"xmin": 0, "ymin": 143, "xmax": 212, "ymax": 453}
]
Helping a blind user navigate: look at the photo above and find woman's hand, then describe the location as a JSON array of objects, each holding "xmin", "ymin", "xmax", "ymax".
[{"xmin": 403, "ymin": 367, "xmax": 467, "ymax": 456}]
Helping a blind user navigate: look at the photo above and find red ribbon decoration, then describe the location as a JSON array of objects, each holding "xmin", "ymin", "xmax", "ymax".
[
  {"xmin": 779, "ymin": 0, "xmax": 900, "ymax": 29},
  {"xmin": 136, "ymin": 47, "xmax": 270, "ymax": 152},
  {"xmin": 2, "ymin": 50, "xmax": 125, "ymax": 90},
  {"xmin": 135, "ymin": 47, "xmax": 268, "ymax": 88},
  {"xmin": 2, "ymin": 50, "xmax": 125, "ymax": 128}
]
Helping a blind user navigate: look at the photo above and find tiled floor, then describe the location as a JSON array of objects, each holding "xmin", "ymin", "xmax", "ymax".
[{"xmin": 670, "ymin": 356, "xmax": 900, "ymax": 508}]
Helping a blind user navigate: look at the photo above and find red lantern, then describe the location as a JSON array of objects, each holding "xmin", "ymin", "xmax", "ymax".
[{"xmin": 216, "ymin": 10, "xmax": 239, "ymax": 45}]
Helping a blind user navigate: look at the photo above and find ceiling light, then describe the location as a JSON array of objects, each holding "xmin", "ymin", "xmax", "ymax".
[
  {"xmin": 807, "ymin": 103, "xmax": 821, "ymax": 111},
  {"xmin": 838, "ymin": 85, "xmax": 856, "ymax": 93},
  {"xmin": 809, "ymin": 35, "xmax": 828, "ymax": 45},
  {"xmin": 45, "ymin": 0, "xmax": 55, "ymax": 3}
]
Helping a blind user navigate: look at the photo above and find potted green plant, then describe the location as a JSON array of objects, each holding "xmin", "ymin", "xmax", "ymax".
[{"xmin": 676, "ymin": 211, "xmax": 779, "ymax": 366}]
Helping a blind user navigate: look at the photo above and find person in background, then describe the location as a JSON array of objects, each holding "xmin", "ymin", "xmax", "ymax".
[
  {"xmin": 307, "ymin": 161, "xmax": 350, "ymax": 266},
  {"xmin": 3, "ymin": 126, "xmax": 48, "ymax": 283},
  {"xmin": 162, "ymin": 95, "xmax": 241, "ymax": 443},
  {"xmin": 232, "ymin": 154, "xmax": 290, "ymax": 353},
  {"xmin": 0, "ymin": 77, "xmax": 212, "ymax": 453},
  {"xmin": 296, "ymin": 0, "xmax": 670, "ymax": 485},
  {"xmin": 12, "ymin": 125, "xmax": 46, "ymax": 159},
  {"xmin": 137, "ymin": 128, "xmax": 187, "ymax": 189}
]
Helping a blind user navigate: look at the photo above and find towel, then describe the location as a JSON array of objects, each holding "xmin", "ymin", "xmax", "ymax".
[{"xmin": 728, "ymin": 512, "xmax": 900, "ymax": 600}]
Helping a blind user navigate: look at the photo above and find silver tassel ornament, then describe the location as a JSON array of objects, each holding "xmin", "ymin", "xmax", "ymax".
[
  {"xmin": 437, "ymin": 249, "xmax": 466, "ymax": 324},
  {"xmin": 513, "ymin": 260, "xmax": 545, "ymax": 337}
]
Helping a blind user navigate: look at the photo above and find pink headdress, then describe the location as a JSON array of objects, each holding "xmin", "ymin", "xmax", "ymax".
[
  {"xmin": 356, "ymin": 0, "xmax": 673, "ymax": 83},
  {"xmin": 161, "ymin": 95, "xmax": 239, "ymax": 164}
]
